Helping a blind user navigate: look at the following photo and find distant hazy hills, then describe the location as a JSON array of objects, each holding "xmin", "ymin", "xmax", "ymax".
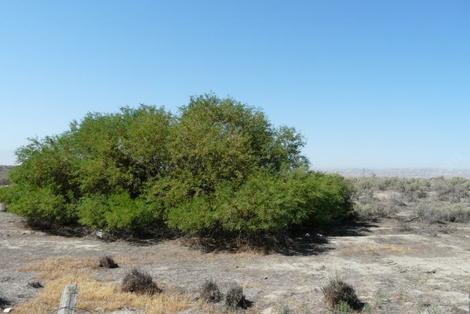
[
  {"xmin": 322, "ymin": 168, "xmax": 470, "ymax": 179},
  {"xmin": 2, "ymin": 165, "xmax": 470, "ymax": 182}
]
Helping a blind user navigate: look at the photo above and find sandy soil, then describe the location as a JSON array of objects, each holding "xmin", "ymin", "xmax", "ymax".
[{"xmin": 1, "ymin": 210, "xmax": 470, "ymax": 313}]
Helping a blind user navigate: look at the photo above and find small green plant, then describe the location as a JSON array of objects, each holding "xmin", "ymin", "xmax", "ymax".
[{"xmin": 335, "ymin": 301, "xmax": 355, "ymax": 313}]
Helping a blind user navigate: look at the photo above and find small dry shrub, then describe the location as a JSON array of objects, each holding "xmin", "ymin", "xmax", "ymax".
[
  {"xmin": 28, "ymin": 281, "xmax": 44, "ymax": 289},
  {"xmin": 0, "ymin": 296, "xmax": 11, "ymax": 309},
  {"xmin": 322, "ymin": 278, "xmax": 363, "ymax": 311},
  {"xmin": 122, "ymin": 268, "xmax": 161, "ymax": 295},
  {"xmin": 225, "ymin": 284, "xmax": 250, "ymax": 309},
  {"xmin": 99, "ymin": 255, "xmax": 119, "ymax": 269},
  {"xmin": 200, "ymin": 279, "xmax": 222, "ymax": 303}
]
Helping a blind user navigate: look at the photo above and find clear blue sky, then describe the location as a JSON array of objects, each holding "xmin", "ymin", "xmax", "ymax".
[{"xmin": 1, "ymin": 1, "xmax": 469, "ymax": 168}]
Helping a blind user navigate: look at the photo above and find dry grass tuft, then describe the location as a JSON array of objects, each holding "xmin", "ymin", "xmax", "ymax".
[
  {"xmin": 122, "ymin": 268, "xmax": 161, "ymax": 295},
  {"xmin": 99, "ymin": 255, "xmax": 119, "ymax": 269},
  {"xmin": 19, "ymin": 256, "xmax": 97, "ymax": 280},
  {"xmin": 322, "ymin": 278, "xmax": 363, "ymax": 311}
]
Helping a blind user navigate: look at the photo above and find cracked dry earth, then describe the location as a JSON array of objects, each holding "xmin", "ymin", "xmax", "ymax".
[{"xmin": 1, "ymin": 210, "xmax": 470, "ymax": 313}]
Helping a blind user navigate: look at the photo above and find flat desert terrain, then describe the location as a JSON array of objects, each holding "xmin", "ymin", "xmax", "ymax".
[{"xmin": 1, "ymin": 196, "xmax": 469, "ymax": 313}]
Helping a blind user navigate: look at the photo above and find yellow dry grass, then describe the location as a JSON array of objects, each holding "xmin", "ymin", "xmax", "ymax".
[
  {"xmin": 19, "ymin": 256, "xmax": 97, "ymax": 280},
  {"xmin": 16, "ymin": 256, "xmax": 196, "ymax": 314}
]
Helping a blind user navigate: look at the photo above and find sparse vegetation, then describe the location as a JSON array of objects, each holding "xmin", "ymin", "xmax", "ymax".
[
  {"xmin": 351, "ymin": 176, "xmax": 470, "ymax": 224},
  {"xmin": 321, "ymin": 278, "xmax": 363, "ymax": 311},
  {"xmin": 3, "ymin": 193, "xmax": 469, "ymax": 313},
  {"xmin": 98, "ymin": 255, "xmax": 119, "ymax": 269},
  {"xmin": 16, "ymin": 261, "xmax": 191, "ymax": 314},
  {"xmin": 122, "ymin": 268, "xmax": 161, "ymax": 295},
  {"xmin": 0, "ymin": 95, "xmax": 353, "ymax": 240},
  {"xmin": 416, "ymin": 202, "xmax": 470, "ymax": 223},
  {"xmin": 200, "ymin": 279, "xmax": 222, "ymax": 303}
]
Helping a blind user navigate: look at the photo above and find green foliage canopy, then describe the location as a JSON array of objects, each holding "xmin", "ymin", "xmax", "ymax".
[{"xmin": 0, "ymin": 95, "xmax": 352, "ymax": 235}]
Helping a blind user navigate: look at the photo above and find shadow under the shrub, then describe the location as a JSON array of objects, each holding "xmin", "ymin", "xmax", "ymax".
[
  {"xmin": 24, "ymin": 219, "xmax": 178, "ymax": 245},
  {"xmin": 319, "ymin": 218, "xmax": 377, "ymax": 237},
  {"xmin": 185, "ymin": 217, "xmax": 377, "ymax": 256},
  {"xmin": 184, "ymin": 232, "xmax": 331, "ymax": 256},
  {"xmin": 21, "ymin": 214, "xmax": 377, "ymax": 256},
  {"xmin": 25, "ymin": 220, "xmax": 89, "ymax": 238}
]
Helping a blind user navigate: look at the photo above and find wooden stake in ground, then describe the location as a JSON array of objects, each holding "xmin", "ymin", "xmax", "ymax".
[{"xmin": 58, "ymin": 284, "xmax": 78, "ymax": 314}]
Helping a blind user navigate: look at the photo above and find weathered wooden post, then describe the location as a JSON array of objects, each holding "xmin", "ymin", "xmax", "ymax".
[
  {"xmin": 58, "ymin": 284, "xmax": 78, "ymax": 314},
  {"xmin": 0, "ymin": 203, "xmax": 5, "ymax": 212}
]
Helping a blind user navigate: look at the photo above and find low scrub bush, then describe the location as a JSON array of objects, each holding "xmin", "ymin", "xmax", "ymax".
[
  {"xmin": 322, "ymin": 278, "xmax": 363, "ymax": 311},
  {"xmin": 1, "ymin": 95, "xmax": 353, "ymax": 239},
  {"xmin": 28, "ymin": 281, "xmax": 44, "ymax": 289},
  {"xmin": 98, "ymin": 256, "xmax": 119, "ymax": 269},
  {"xmin": 122, "ymin": 268, "xmax": 161, "ymax": 295},
  {"xmin": 200, "ymin": 279, "xmax": 222, "ymax": 303},
  {"xmin": 225, "ymin": 283, "xmax": 250, "ymax": 309},
  {"xmin": 0, "ymin": 296, "xmax": 10, "ymax": 309},
  {"xmin": 433, "ymin": 177, "xmax": 470, "ymax": 203}
]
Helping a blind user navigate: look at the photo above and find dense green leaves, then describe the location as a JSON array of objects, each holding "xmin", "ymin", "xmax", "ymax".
[
  {"xmin": 77, "ymin": 192, "xmax": 158, "ymax": 232},
  {"xmin": 0, "ymin": 95, "xmax": 353, "ymax": 236},
  {"xmin": 0, "ymin": 184, "xmax": 73, "ymax": 225}
]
